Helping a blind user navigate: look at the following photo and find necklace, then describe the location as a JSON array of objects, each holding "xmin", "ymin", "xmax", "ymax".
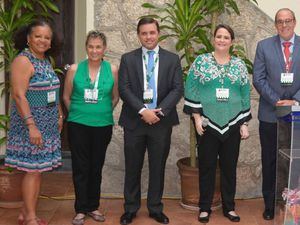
[{"xmin": 211, "ymin": 52, "xmax": 231, "ymax": 88}]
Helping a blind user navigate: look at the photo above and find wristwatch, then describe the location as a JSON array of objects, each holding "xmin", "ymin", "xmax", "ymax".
[{"xmin": 294, "ymin": 101, "xmax": 300, "ymax": 106}]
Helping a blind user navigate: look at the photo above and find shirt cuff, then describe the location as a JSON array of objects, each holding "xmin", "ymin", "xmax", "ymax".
[{"xmin": 138, "ymin": 107, "xmax": 147, "ymax": 114}]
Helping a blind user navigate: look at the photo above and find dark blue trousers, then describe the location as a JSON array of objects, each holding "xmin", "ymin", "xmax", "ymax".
[{"xmin": 259, "ymin": 121, "xmax": 277, "ymax": 211}]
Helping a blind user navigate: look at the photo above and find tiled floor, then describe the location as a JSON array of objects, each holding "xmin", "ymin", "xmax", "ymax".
[{"xmin": 0, "ymin": 172, "xmax": 275, "ymax": 225}]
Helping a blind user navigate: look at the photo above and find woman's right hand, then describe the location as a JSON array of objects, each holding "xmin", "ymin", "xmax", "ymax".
[
  {"xmin": 28, "ymin": 125, "xmax": 43, "ymax": 147},
  {"xmin": 195, "ymin": 117, "xmax": 205, "ymax": 136}
]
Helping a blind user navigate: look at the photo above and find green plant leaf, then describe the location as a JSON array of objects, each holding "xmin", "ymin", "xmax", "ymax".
[
  {"xmin": 226, "ymin": 0, "xmax": 240, "ymax": 15},
  {"xmin": 38, "ymin": 0, "xmax": 60, "ymax": 13},
  {"xmin": 141, "ymin": 3, "xmax": 158, "ymax": 9},
  {"xmin": 0, "ymin": 137, "xmax": 7, "ymax": 146}
]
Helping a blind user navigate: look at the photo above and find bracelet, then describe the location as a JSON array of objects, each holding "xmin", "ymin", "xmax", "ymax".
[
  {"xmin": 243, "ymin": 122, "xmax": 249, "ymax": 126},
  {"xmin": 59, "ymin": 115, "xmax": 64, "ymax": 119},
  {"xmin": 23, "ymin": 114, "xmax": 33, "ymax": 122}
]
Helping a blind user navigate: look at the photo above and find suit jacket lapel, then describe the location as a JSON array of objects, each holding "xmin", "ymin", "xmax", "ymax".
[
  {"xmin": 274, "ymin": 35, "xmax": 285, "ymax": 72},
  {"xmin": 157, "ymin": 47, "xmax": 164, "ymax": 92},
  {"xmin": 291, "ymin": 35, "xmax": 300, "ymax": 72},
  {"xmin": 135, "ymin": 48, "xmax": 144, "ymax": 89}
]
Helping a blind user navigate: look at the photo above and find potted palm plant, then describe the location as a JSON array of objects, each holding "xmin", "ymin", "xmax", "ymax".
[
  {"xmin": 0, "ymin": 0, "xmax": 59, "ymax": 208},
  {"xmin": 142, "ymin": 0, "xmax": 256, "ymax": 210}
]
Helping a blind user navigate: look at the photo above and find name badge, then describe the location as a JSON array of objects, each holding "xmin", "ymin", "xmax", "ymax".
[
  {"xmin": 281, "ymin": 73, "xmax": 294, "ymax": 85},
  {"xmin": 216, "ymin": 88, "xmax": 229, "ymax": 101},
  {"xmin": 143, "ymin": 89, "xmax": 153, "ymax": 104},
  {"xmin": 47, "ymin": 91, "xmax": 56, "ymax": 105},
  {"xmin": 84, "ymin": 89, "xmax": 98, "ymax": 104}
]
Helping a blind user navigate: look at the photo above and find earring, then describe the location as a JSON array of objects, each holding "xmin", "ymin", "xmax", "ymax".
[{"xmin": 27, "ymin": 41, "xmax": 29, "ymax": 46}]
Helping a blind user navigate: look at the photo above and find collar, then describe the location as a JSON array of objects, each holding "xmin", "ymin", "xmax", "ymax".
[
  {"xmin": 280, "ymin": 34, "xmax": 295, "ymax": 45},
  {"xmin": 142, "ymin": 45, "xmax": 159, "ymax": 55}
]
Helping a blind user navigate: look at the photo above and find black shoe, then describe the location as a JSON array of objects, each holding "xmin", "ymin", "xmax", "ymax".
[
  {"xmin": 149, "ymin": 212, "xmax": 169, "ymax": 224},
  {"xmin": 224, "ymin": 211, "xmax": 240, "ymax": 222},
  {"xmin": 263, "ymin": 209, "xmax": 274, "ymax": 220},
  {"xmin": 120, "ymin": 212, "xmax": 136, "ymax": 225},
  {"xmin": 198, "ymin": 210, "xmax": 211, "ymax": 223}
]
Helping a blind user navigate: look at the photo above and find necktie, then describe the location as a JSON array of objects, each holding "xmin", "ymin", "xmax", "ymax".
[
  {"xmin": 147, "ymin": 50, "xmax": 157, "ymax": 109},
  {"xmin": 283, "ymin": 41, "xmax": 292, "ymax": 71}
]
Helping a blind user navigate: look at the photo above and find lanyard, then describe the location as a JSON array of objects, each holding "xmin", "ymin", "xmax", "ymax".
[
  {"xmin": 88, "ymin": 65, "xmax": 101, "ymax": 90},
  {"xmin": 143, "ymin": 53, "xmax": 159, "ymax": 84},
  {"xmin": 284, "ymin": 51, "xmax": 293, "ymax": 73},
  {"xmin": 26, "ymin": 49, "xmax": 55, "ymax": 87},
  {"xmin": 46, "ymin": 72, "xmax": 53, "ymax": 87}
]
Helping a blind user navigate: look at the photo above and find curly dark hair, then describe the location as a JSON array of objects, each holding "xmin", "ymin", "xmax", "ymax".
[{"xmin": 13, "ymin": 19, "xmax": 61, "ymax": 57}]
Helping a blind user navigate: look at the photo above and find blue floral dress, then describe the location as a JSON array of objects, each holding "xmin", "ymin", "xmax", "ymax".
[{"xmin": 5, "ymin": 50, "xmax": 62, "ymax": 172}]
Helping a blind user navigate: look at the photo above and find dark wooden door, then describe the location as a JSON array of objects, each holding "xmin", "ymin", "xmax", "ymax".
[{"xmin": 51, "ymin": 0, "xmax": 75, "ymax": 151}]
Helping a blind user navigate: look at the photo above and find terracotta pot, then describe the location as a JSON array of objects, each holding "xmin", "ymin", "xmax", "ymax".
[
  {"xmin": 0, "ymin": 166, "xmax": 24, "ymax": 208},
  {"xmin": 177, "ymin": 157, "xmax": 221, "ymax": 210}
]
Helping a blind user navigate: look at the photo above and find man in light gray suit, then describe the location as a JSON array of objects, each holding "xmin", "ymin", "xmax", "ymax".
[
  {"xmin": 118, "ymin": 17, "xmax": 183, "ymax": 224},
  {"xmin": 253, "ymin": 8, "xmax": 300, "ymax": 220}
]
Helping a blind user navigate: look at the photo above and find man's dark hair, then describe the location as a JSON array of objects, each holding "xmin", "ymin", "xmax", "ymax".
[{"xmin": 137, "ymin": 17, "xmax": 160, "ymax": 34}]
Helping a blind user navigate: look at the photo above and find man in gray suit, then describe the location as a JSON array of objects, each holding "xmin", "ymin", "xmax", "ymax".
[
  {"xmin": 118, "ymin": 17, "xmax": 183, "ymax": 224},
  {"xmin": 253, "ymin": 8, "xmax": 300, "ymax": 220}
]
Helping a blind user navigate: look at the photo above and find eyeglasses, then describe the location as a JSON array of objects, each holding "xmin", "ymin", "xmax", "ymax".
[{"xmin": 275, "ymin": 19, "xmax": 294, "ymax": 26}]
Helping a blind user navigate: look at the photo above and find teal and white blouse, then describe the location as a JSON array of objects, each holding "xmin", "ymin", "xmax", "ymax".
[{"xmin": 183, "ymin": 53, "xmax": 251, "ymax": 140}]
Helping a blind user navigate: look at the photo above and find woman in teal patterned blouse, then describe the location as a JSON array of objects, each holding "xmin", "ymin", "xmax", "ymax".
[{"xmin": 184, "ymin": 24, "xmax": 251, "ymax": 223}]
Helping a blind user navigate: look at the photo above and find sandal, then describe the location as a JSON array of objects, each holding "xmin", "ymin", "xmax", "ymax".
[
  {"xmin": 19, "ymin": 218, "xmax": 47, "ymax": 225},
  {"xmin": 87, "ymin": 211, "xmax": 105, "ymax": 222},
  {"xmin": 24, "ymin": 218, "xmax": 44, "ymax": 225},
  {"xmin": 72, "ymin": 214, "xmax": 85, "ymax": 225}
]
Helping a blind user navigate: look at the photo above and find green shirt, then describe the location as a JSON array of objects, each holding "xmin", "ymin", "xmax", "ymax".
[
  {"xmin": 183, "ymin": 53, "xmax": 251, "ymax": 139},
  {"xmin": 67, "ymin": 59, "xmax": 114, "ymax": 127}
]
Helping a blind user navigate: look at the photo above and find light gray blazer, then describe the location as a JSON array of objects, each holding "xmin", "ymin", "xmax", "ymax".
[{"xmin": 253, "ymin": 34, "xmax": 300, "ymax": 122}]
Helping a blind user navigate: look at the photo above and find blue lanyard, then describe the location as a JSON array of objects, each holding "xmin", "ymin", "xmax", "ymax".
[{"xmin": 143, "ymin": 53, "xmax": 159, "ymax": 83}]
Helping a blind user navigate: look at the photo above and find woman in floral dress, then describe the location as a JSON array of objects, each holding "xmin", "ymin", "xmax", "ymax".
[{"xmin": 5, "ymin": 20, "xmax": 62, "ymax": 225}]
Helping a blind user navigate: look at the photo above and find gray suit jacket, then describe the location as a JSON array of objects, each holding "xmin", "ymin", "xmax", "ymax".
[
  {"xmin": 118, "ymin": 47, "xmax": 183, "ymax": 130},
  {"xmin": 253, "ymin": 34, "xmax": 300, "ymax": 122}
]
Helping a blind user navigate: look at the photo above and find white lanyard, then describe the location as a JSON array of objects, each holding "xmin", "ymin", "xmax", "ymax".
[{"xmin": 90, "ymin": 66, "xmax": 101, "ymax": 90}]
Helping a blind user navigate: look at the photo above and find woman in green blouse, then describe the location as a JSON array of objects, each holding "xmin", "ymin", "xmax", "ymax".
[
  {"xmin": 184, "ymin": 24, "xmax": 251, "ymax": 223},
  {"xmin": 63, "ymin": 31, "xmax": 119, "ymax": 225}
]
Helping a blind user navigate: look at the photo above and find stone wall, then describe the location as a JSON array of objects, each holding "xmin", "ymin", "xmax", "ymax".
[{"xmin": 94, "ymin": 0, "xmax": 276, "ymax": 199}]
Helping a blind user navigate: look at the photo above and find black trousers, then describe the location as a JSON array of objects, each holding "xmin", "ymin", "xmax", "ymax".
[
  {"xmin": 123, "ymin": 123, "xmax": 172, "ymax": 214},
  {"xmin": 68, "ymin": 122, "xmax": 112, "ymax": 213},
  {"xmin": 259, "ymin": 121, "xmax": 277, "ymax": 211},
  {"xmin": 197, "ymin": 129, "xmax": 241, "ymax": 213}
]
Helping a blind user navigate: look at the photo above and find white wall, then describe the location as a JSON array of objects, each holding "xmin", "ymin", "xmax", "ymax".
[
  {"xmin": 74, "ymin": 0, "xmax": 94, "ymax": 63},
  {"xmin": 256, "ymin": 0, "xmax": 300, "ymax": 34}
]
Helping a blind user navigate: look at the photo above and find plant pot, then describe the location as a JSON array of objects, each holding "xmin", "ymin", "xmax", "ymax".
[
  {"xmin": 0, "ymin": 166, "xmax": 24, "ymax": 208},
  {"xmin": 177, "ymin": 157, "xmax": 221, "ymax": 211}
]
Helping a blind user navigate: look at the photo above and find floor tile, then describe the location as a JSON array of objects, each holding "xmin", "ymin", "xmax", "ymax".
[{"xmin": 0, "ymin": 172, "xmax": 279, "ymax": 225}]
